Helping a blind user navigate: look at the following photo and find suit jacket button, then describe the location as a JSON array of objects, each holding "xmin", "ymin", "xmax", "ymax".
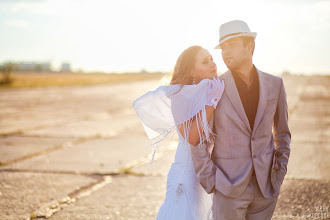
[
  {"xmin": 252, "ymin": 137, "xmax": 255, "ymax": 141},
  {"xmin": 252, "ymin": 155, "xmax": 256, "ymax": 158}
]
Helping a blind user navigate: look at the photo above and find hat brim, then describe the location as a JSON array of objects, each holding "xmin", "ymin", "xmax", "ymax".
[{"xmin": 214, "ymin": 32, "xmax": 257, "ymax": 49}]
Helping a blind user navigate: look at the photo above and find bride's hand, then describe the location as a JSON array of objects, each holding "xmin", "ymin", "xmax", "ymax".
[{"xmin": 207, "ymin": 78, "xmax": 225, "ymax": 108}]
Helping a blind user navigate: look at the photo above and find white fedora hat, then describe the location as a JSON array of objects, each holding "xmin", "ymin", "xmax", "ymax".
[{"xmin": 215, "ymin": 20, "xmax": 257, "ymax": 49}]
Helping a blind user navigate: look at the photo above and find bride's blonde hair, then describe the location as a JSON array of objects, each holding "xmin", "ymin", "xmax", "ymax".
[{"xmin": 161, "ymin": 46, "xmax": 202, "ymax": 86}]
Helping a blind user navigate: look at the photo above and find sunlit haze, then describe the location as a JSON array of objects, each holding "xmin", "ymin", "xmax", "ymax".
[{"xmin": 0, "ymin": 0, "xmax": 329, "ymax": 75}]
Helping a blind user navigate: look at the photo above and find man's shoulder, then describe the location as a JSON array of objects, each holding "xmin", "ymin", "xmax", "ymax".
[
  {"xmin": 258, "ymin": 69, "xmax": 283, "ymax": 85},
  {"xmin": 218, "ymin": 70, "xmax": 231, "ymax": 80},
  {"xmin": 218, "ymin": 68, "xmax": 284, "ymax": 86}
]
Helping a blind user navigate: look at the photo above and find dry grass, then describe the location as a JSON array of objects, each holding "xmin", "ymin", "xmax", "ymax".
[{"xmin": 0, "ymin": 72, "xmax": 164, "ymax": 89}]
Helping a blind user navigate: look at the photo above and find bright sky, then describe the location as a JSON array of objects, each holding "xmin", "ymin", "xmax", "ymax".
[{"xmin": 0, "ymin": 0, "xmax": 329, "ymax": 75}]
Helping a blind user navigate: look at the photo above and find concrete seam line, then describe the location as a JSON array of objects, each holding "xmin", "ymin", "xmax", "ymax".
[{"xmin": 28, "ymin": 175, "xmax": 112, "ymax": 220}]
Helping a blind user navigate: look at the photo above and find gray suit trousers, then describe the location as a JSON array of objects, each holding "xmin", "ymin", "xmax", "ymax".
[{"xmin": 212, "ymin": 173, "xmax": 278, "ymax": 220}]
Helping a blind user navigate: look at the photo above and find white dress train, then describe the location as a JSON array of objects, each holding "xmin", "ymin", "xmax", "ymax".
[{"xmin": 156, "ymin": 130, "xmax": 213, "ymax": 220}]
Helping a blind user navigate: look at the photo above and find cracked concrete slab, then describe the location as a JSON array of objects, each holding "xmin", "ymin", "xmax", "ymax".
[
  {"xmin": 24, "ymin": 112, "xmax": 140, "ymax": 138},
  {"xmin": 49, "ymin": 175, "xmax": 166, "ymax": 220},
  {"xmin": 0, "ymin": 171, "xmax": 97, "ymax": 220},
  {"xmin": 1, "ymin": 127, "xmax": 153, "ymax": 174},
  {"xmin": 0, "ymin": 136, "xmax": 74, "ymax": 165},
  {"xmin": 0, "ymin": 81, "xmax": 160, "ymax": 135},
  {"xmin": 286, "ymin": 81, "xmax": 330, "ymax": 180},
  {"xmin": 273, "ymin": 179, "xmax": 330, "ymax": 220}
]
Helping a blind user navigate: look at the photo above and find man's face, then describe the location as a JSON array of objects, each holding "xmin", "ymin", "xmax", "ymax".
[{"xmin": 220, "ymin": 37, "xmax": 251, "ymax": 70}]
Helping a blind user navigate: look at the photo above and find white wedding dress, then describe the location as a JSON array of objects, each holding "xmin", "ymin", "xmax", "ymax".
[
  {"xmin": 156, "ymin": 129, "xmax": 213, "ymax": 220},
  {"xmin": 132, "ymin": 78, "xmax": 224, "ymax": 220}
]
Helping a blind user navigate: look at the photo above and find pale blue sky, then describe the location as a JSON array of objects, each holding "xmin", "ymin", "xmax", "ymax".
[{"xmin": 0, "ymin": 0, "xmax": 329, "ymax": 75}]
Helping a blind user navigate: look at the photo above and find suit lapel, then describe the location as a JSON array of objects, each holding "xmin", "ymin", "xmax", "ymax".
[
  {"xmin": 223, "ymin": 70, "xmax": 251, "ymax": 132},
  {"xmin": 252, "ymin": 69, "xmax": 268, "ymax": 134}
]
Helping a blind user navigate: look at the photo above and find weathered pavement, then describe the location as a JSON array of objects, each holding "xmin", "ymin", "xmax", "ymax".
[{"xmin": 0, "ymin": 75, "xmax": 329, "ymax": 220}]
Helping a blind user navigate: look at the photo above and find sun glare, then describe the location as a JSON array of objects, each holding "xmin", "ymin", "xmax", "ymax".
[{"xmin": 1, "ymin": 0, "xmax": 329, "ymax": 74}]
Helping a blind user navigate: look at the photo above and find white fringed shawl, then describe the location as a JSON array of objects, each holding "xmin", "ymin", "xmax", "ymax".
[{"xmin": 132, "ymin": 79, "xmax": 216, "ymax": 164}]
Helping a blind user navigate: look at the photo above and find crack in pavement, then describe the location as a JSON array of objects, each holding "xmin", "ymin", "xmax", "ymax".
[
  {"xmin": 29, "ymin": 175, "xmax": 113, "ymax": 220},
  {"xmin": 0, "ymin": 120, "xmax": 141, "ymax": 168},
  {"xmin": 0, "ymin": 137, "xmax": 96, "ymax": 167},
  {"xmin": 23, "ymin": 142, "xmax": 177, "ymax": 219}
]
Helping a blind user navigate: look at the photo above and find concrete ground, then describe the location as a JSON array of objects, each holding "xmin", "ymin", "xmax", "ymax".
[{"xmin": 0, "ymin": 75, "xmax": 329, "ymax": 220}]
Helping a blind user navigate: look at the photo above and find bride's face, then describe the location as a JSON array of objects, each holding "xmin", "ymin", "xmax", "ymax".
[{"xmin": 192, "ymin": 48, "xmax": 217, "ymax": 84}]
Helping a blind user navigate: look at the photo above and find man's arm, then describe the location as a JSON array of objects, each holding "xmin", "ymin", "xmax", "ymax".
[
  {"xmin": 190, "ymin": 141, "xmax": 216, "ymax": 193},
  {"xmin": 190, "ymin": 114, "xmax": 217, "ymax": 194},
  {"xmin": 273, "ymin": 78, "xmax": 291, "ymax": 184}
]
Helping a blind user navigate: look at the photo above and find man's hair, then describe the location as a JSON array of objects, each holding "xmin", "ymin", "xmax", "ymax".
[{"xmin": 241, "ymin": 37, "xmax": 255, "ymax": 55}]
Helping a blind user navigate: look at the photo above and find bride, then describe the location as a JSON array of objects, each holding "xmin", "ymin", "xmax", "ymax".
[{"xmin": 133, "ymin": 45, "xmax": 225, "ymax": 220}]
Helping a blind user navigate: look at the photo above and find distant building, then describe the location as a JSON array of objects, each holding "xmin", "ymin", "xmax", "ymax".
[
  {"xmin": 60, "ymin": 62, "xmax": 71, "ymax": 72},
  {"xmin": 1, "ymin": 62, "xmax": 52, "ymax": 72}
]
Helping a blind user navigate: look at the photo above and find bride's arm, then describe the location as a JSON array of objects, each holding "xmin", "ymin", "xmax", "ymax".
[
  {"xmin": 178, "ymin": 105, "xmax": 215, "ymax": 146},
  {"xmin": 177, "ymin": 77, "xmax": 224, "ymax": 146}
]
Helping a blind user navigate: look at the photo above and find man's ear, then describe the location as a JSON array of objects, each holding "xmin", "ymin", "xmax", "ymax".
[{"xmin": 248, "ymin": 41, "xmax": 255, "ymax": 55}]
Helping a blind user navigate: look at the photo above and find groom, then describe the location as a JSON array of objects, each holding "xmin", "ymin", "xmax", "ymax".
[{"xmin": 191, "ymin": 20, "xmax": 291, "ymax": 219}]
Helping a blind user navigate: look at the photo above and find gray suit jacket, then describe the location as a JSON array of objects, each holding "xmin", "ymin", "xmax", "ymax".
[{"xmin": 191, "ymin": 68, "xmax": 291, "ymax": 199}]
